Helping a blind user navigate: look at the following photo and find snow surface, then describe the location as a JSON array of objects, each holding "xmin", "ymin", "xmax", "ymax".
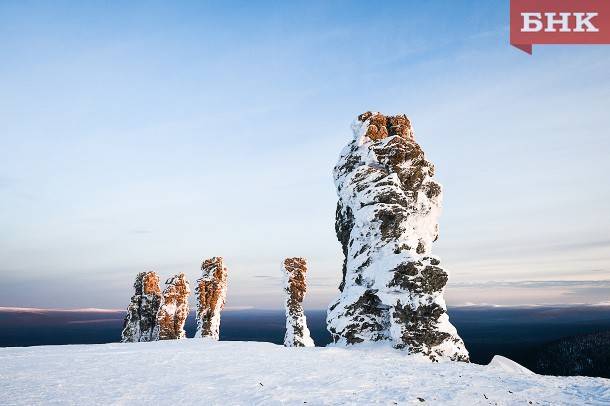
[
  {"xmin": 488, "ymin": 355, "xmax": 535, "ymax": 376},
  {"xmin": 1, "ymin": 340, "xmax": 608, "ymax": 405}
]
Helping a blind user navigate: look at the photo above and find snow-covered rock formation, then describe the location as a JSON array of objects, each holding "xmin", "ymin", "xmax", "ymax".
[
  {"xmin": 121, "ymin": 271, "xmax": 162, "ymax": 342},
  {"xmin": 327, "ymin": 111, "xmax": 469, "ymax": 361},
  {"xmin": 282, "ymin": 257, "xmax": 314, "ymax": 347},
  {"xmin": 155, "ymin": 273, "xmax": 191, "ymax": 340},
  {"xmin": 195, "ymin": 257, "xmax": 228, "ymax": 340}
]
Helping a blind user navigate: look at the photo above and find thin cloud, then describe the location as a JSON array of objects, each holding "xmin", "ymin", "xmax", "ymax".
[
  {"xmin": 0, "ymin": 307, "xmax": 124, "ymax": 313},
  {"xmin": 450, "ymin": 280, "xmax": 610, "ymax": 289},
  {"xmin": 130, "ymin": 228, "xmax": 153, "ymax": 235}
]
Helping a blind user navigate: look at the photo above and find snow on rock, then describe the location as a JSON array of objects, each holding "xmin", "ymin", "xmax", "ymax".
[
  {"xmin": 195, "ymin": 257, "xmax": 228, "ymax": 340},
  {"xmin": 282, "ymin": 257, "xmax": 314, "ymax": 347},
  {"xmin": 327, "ymin": 112, "xmax": 469, "ymax": 361},
  {"xmin": 121, "ymin": 271, "xmax": 162, "ymax": 342},
  {"xmin": 2, "ymin": 340, "xmax": 608, "ymax": 405},
  {"xmin": 155, "ymin": 273, "xmax": 191, "ymax": 340}
]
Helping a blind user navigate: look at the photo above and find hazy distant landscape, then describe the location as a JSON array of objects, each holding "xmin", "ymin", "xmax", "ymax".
[{"xmin": 3, "ymin": 305, "xmax": 610, "ymax": 378}]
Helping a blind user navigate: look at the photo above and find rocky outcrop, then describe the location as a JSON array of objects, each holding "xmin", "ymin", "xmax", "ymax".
[
  {"xmin": 195, "ymin": 257, "xmax": 228, "ymax": 340},
  {"xmin": 327, "ymin": 112, "xmax": 469, "ymax": 362},
  {"xmin": 282, "ymin": 257, "xmax": 315, "ymax": 347},
  {"xmin": 121, "ymin": 271, "xmax": 162, "ymax": 342},
  {"xmin": 155, "ymin": 273, "xmax": 191, "ymax": 340}
]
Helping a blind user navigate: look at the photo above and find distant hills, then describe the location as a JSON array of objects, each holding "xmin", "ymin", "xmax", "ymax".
[
  {"xmin": 534, "ymin": 331, "xmax": 610, "ymax": 378},
  {"xmin": 2, "ymin": 305, "xmax": 610, "ymax": 378}
]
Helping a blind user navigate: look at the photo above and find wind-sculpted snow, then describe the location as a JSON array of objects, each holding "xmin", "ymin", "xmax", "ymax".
[
  {"xmin": 2, "ymin": 341, "xmax": 608, "ymax": 405},
  {"xmin": 195, "ymin": 257, "xmax": 228, "ymax": 340},
  {"xmin": 155, "ymin": 273, "xmax": 190, "ymax": 340},
  {"xmin": 121, "ymin": 271, "xmax": 162, "ymax": 342},
  {"xmin": 282, "ymin": 258, "xmax": 314, "ymax": 347},
  {"xmin": 327, "ymin": 112, "xmax": 469, "ymax": 361}
]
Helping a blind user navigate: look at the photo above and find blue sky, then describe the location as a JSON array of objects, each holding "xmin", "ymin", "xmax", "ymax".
[{"xmin": 1, "ymin": 1, "xmax": 609, "ymax": 309}]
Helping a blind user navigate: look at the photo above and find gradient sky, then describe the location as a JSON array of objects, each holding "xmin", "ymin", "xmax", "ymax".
[{"xmin": 1, "ymin": 1, "xmax": 609, "ymax": 309}]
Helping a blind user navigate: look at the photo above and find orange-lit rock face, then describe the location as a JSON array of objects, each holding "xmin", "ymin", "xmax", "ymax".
[
  {"xmin": 142, "ymin": 272, "xmax": 161, "ymax": 296},
  {"xmin": 121, "ymin": 271, "xmax": 162, "ymax": 343},
  {"xmin": 358, "ymin": 111, "xmax": 413, "ymax": 141},
  {"xmin": 282, "ymin": 257, "xmax": 314, "ymax": 347},
  {"xmin": 195, "ymin": 257, "xmax": 228, "ymax": 340},
  {"xmin": 284, "ymin": 258, "xmax": 307, "ymax": 307},
  {"xmin": 156, "ymin": 273, "xmax": 191, "ymax": 340}
]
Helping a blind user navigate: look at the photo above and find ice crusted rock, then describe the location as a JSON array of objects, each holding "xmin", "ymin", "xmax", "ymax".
[
  {"xmin": 327, "ymin": 111, "xmax": 469, "ymax": 362},
  {"xmin": 282, "ymin": 257, "xmax": 315, "ymax": 347},
  {"xmin": 155, "ymin": 273, "xmax": 191, "ymax": 340},
  {"xmin": 121, "ymin": 271, "xmax": 162, "ymax": 342},
  {"xmin": 195, "ymin": 257, "xmax": 228, "ymax": 340}
]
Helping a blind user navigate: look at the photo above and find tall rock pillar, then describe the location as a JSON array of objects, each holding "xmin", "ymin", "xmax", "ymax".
[
  {"xmin": 155, "ymin": 273, "xmax": 191, "ymax": 340},
  {"xmin": 282, "ymin": 257, "xmax": 315, "ymax": 347},
  {"xmin": 195, "ymin": 257, "xmax": 228, "ymax": 340},
  {"xmin": 121, "ymin": 271, "xmax": 162, "ymax": 342},
  {"xmin": 327, "ymin": 112, "xmax": 469, "ymax": 362}
]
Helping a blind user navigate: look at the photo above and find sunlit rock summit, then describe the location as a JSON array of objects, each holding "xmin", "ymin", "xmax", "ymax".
[
  {"xmin": 195, "ymin": 257, "xmax": 228, "ymax": 340},
  {"xmin": 121, "ymin": 271, "xmax": 162, "ymax": 342},
  {"xmin": 155, "ymin": 273, "xmax": 191, "ymax": 340},
  {"xmin": 327, "ymin": 112, "xmax": 469, "ymax": 361},
  {"xmin": 282, "ymin": 257, "xmax": 314, "ymax": 347}
]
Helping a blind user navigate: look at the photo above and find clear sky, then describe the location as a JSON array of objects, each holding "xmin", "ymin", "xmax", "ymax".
[{"xmin": 1, "ymin": 1, "xmax": 609, "ymax": 309}]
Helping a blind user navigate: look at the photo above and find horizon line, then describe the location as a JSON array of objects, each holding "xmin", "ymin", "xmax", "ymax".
[{"xmin": 3, "ymin": 302, "xmax": 610, "ymax": 313}]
